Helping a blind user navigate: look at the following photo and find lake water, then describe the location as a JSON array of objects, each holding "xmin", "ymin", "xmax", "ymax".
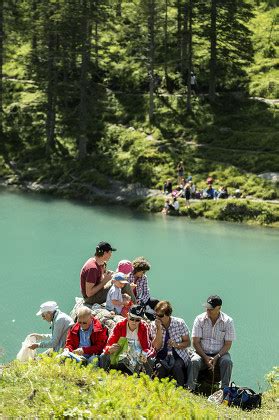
[{"xmin": 0, "ymin": 188, "xmax": 278, "ymax": 389}]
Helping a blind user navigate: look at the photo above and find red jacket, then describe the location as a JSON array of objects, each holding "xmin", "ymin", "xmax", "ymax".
[
  {"xmin": 65, "ymin": 317, "xmax": 107, "ymax": 355},
  {"xmin": 104, "ymin": 319, "xmax": 154, "ymax": 356}
]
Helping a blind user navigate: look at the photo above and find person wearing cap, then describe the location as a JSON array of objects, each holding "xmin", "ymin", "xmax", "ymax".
[
  {"xmin": 186, "ymin": 295, "xmax": 236, "ymax": 391},
  {"xmin": 100, "ymin": 305, "xmax": 155, "ymax": 373},
  {"xmin": 105, "ymin": 272, "xmax": 132, "ymax": 317},
  {"xmin": 80, "ymin": 242, "xmax": 136, "ymax": 306},
  {"xmin": 28, "ymin": 301, "xmax": 74, "ymax": 353},
  {"xmin": 64, "ymin": 306, "xmax": 107, "ymax": 363},
  {"xmin": 150, "ymin": 300, "xmax": 190, "ymax": 387}
]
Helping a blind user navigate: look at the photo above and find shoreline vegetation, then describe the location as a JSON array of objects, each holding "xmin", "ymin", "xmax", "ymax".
[
  {"xmin": 0, "ymin": 357, "xmax": 278, "ymax": 418},
  {"xmin": 1, "ymin": 172, "xmax": 279, "ymax": 228}
]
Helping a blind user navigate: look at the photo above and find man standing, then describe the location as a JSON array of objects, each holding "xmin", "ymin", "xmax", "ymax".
[
  {"xmin": 28, "ymin": 301, "xmax": 74, "ymax": 352},
  {"xmin": 80, "ymin": 241, "xmax": 136, "ymax": 305},
  {"xmin": 186, "ymin": 295, "xmax": 236, "ymax": 391}
]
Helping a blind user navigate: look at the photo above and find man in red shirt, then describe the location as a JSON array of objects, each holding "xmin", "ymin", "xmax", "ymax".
[{"xmin": 80, "ymin": 241, "xmax": 136, "ymax": 305}]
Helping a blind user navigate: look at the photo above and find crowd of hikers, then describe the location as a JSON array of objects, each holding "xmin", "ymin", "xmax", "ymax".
[
  {"xmin": 23, "ymin": 241, "xmax": 236, "ymax": 393},
  {"xmin": 162, "ymin": 162, "xmax": 242, "ymax": 214}
]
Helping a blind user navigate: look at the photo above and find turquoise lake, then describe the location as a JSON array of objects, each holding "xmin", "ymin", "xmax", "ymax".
[{"xmin": 0, "ymin": 188, "xmax": 278, "ymax": 389}]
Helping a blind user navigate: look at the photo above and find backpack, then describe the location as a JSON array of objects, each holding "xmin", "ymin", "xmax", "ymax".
[{"xmin": 223, "ymin": 382, "xmax": 262, "ymax": 410}]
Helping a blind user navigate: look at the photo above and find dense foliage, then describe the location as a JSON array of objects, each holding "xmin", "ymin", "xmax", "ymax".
[
  {"xmin": 0, "ymin": 357, "xmax": 278, "ymax": 418},
  {"xmin": 0, "ymin": 0, "xmax": 278, "ymax": 219}
]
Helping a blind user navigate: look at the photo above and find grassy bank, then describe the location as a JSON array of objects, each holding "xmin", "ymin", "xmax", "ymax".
[{"xmin": 0, "ymin": 357, "xmax": 278, "ymax": 418}]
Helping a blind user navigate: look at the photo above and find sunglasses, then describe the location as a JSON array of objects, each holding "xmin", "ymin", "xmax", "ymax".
[
  {"xmin": 129, "ymin": 316, "xmax": 141, "ymax": 322},
  {"xmin": 156, "ymin": 313, "xmax": 165, "ymax": 318}
]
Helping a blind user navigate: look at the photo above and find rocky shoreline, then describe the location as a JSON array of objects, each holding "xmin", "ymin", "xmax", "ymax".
[{"xmin": 1, "ymin": 175, "xmax": 279, "ymax": 227}]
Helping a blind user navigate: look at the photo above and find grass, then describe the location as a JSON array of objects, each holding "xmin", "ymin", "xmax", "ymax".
[{"xmin": 0, "ymin": 357, "xmax": 278, "ymax": 418}]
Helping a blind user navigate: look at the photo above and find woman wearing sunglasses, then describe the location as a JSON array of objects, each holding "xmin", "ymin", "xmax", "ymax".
[
  {"xmin": 151, "ymin": 300, "xmax": 191, "ymax": 387},
  {"xmin": 100, "ymin": 305, "xmax": 154, "ymax": 374}
]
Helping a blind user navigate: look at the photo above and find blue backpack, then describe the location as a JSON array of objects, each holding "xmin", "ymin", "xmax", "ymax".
[{"xmin": 223, "ymin": 382, "xmax": 262, "ymax": 410}]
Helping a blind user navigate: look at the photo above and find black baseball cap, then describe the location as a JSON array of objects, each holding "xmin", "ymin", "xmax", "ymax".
[
  {"xmin": 203, "ymin": 295, "xmax": 222, "ymax": 309},
  {"xmin": 96, "ymin": 241, "xmax": 117, "ymax": 252},
  {"xmin": 129, "ymin": 305, "xmax": 144, "ymax": 319}
]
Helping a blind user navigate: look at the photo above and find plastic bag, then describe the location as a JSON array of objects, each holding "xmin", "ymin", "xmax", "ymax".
[
  {"xmin": 208, "ymin": 389, "xmax": 224, "ymax": 405},
  {"xmin": 16, "ymin": 334, "xmax": 37, "ymax": 362}
]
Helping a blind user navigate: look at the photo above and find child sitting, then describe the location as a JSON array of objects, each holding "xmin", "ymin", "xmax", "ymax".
[{"xmin": 106, "ymin": 272, "xmax": 132, "ymax": 318}]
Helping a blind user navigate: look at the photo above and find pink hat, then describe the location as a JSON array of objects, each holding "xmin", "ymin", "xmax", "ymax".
[{"xmin": 117, "ymin": 260, "xmax": 133, "ymax": 275}]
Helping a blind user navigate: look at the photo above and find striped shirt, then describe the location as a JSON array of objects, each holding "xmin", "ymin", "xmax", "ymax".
[
  {"xmin": 192, "ymin": 311, "xmax": 236, "ymax": 354},
  {"xmin": 150, "ymin": 317, "xmax": 190, "ymax": 364},
  {"xmin": 127, "ymin": 273, "xmax": 150, "ymax": 305}
]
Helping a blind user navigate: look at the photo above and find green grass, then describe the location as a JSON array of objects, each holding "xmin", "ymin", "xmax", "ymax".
[{"xmin": 0, "ymin": 357, "xmax": 278, "ymax": 418}]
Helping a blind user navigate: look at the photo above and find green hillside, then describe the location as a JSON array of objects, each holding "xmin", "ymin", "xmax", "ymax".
[{"xmin": 0, "ymin": 0, "xmax": 278, "ymax": 225}]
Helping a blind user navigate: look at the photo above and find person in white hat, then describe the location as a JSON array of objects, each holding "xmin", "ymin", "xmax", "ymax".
[{"xmin": 28, "ymin": 301, "xmax": 74, "ymax": 353}]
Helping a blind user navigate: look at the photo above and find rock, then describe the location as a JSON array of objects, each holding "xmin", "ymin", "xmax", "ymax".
[{"xmin": 258, "ymin": 172, "xmax": 279, "ymax": 183}]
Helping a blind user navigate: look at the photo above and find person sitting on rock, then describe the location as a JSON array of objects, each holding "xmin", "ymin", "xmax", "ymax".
[
  {"xmin": 150, "ymin": 300, "xmax": 191, "ymax": 387},
  {"xmin": 168, "ymin": 196, "xmax": 180, "ymax": 213},
  {"xmin": 99, "ymin": 305, "xmax": 154, "ymax": 375},
  {"xmin": 63, "ymin": 306, "xmax": 108, "ymax": 364},
  {"xmin": 217, "ymin": 186, "xmax": 229, "ymax": 199},
  {"xmin": 203, "ymin": 185, "xmax": 217, "ymax": 199},
  {"xmin": 128, "ymin": 257, "xmax": 159, "ymax": 313},
  {"xmin": 106, "ymin": 272, "xmax": 132, "ymax": 318},
  {"xmin": 80, "ymin": 241, "xmax": 136, "ymax": 306},
  {"xmin": 28, "ymin": 301, "xmax": 74, "ymax": 353},
  {"xmin": 186, "ymin": 295, "xmax": 236, "ymax": 392}
]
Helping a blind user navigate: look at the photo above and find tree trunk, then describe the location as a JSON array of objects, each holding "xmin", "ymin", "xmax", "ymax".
[
  {"xmin": 176, "ymin": 0, "xmax": 182, "ymax": 73},
  {"xmin": 78, "ymin": 0, "xmax": 91, "ymax": 160},
  {"xmin": 0, "ymin": 0, "xmax": 3, "ymax": 136},
  {"xmin": 181, "ymin": 1, "xmax": 188, "ymax": 83},
  {"xmin": 45, "ymin": 31, "xmax": 57, "ymax": 157},
  {"xmin": 148, "ymin": 0, "xmax": 155, "ymax": 126},
  {"xmin": 116, "ymin": 0, "xmax": 122, "ymax": 17},
  {"xmin": 209, "ymin": 0, "xmax": 217, "ymax": 101},
  {"xmin": 186, "ymin": 0, "xmax": 192, "ymax": 111},
  {"xmin": 163, "ymin": 0, "xmax": 168, "ymax": 83}
]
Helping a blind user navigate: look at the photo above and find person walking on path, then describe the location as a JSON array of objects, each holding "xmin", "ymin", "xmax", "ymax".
[
  {"xmin": 176, "ymin": 162, "xmax": 185, "ymax": 185},
  {"xmin": 80, "ymin": 241, "xmax": 136, "ymax": 305},
  {"xmin": 186, "ymin": 295, "xmax": 236, "ymax": 391}
]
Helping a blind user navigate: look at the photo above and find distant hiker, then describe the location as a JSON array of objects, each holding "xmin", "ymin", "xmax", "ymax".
[
  {"xmin": 106, "ymin": 272, "xmax": 132, "ymax": 317},
  {"xmin": 63, "ymin": 306, "xmax": 107, "ymax": 364},
  {"xmin": 162, "ymin": 198, "xmax": 171, "ymax": 215},
  {"xmin": 234, "ymin": 187, "xmax": 242, "ymax": 198},
  {"xmin": 176, "ymin": 162, "xmax": 185, "ymax": 184},
  {"xmin": 190, "ymin": 72, "xmax": 197, "ymax": 94},
  {"xmin": 28, "ymin": 301, "xmax": 74, "ymax": 352},
  {"xmin": 168, "ymin": 196, "xmax": 180, "ymax": 213},
  {"xmin": 217, "ymin": 186, "xmax": 229, "ymax": 199},
  {"xmin": 163, "ymin": 179, "xmax": 173, "ymax": 195},
  {"xmin": 184, "ymin": 183, "xmax": 191, "ymax": 208},
  {"xmin": 150, "ymin": 300, "xmax": 190, "ymax": 387},
  {"xmin": 186, "ymin": 295, "xmax": 236, "ymax": 391},
  {"xmin": 80, "ymin": 241, "xmax": 136, "ymax": 306},
  {"xmin": 203, "ymin": 185, "xmax": 217, "ymax": 199}
]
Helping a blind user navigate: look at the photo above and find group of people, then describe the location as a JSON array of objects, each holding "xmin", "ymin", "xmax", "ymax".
[
  {"xmin": 163, "ymin": 166, "xmax": 242, "ymax": 214},
  {"xmin": 28, "ymin": 241, "xmax": 236, "ymax": 392}
]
